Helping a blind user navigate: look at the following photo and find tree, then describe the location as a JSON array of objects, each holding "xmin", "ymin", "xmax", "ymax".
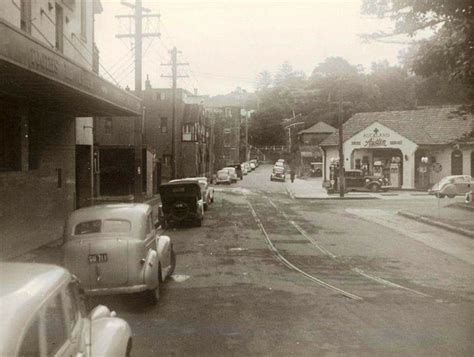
[
  {"xmin": 256, "ymin": 70, "xmax": 272, "ymax": 90},
  {"xmin": 361, "ymin": 0, "xmax": 474, "ymax": 84},
  {"xmin": 311, "ymin": 57, "xmax": 362, "ymax": 78}
]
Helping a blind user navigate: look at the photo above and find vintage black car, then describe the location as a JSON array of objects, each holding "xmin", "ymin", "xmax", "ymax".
[
  {"xmin": 328, "ymin": 169, "xmax": 390, "ymax": 193},
  {"xmin": 159, "ymin": 181, "xmax": 204, "ymax": 227},
  {"xmin": 229, "ymin": 163, "xmax": 243, "ymax": 180}
]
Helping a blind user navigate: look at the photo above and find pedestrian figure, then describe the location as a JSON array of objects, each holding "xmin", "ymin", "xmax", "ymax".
[{"xmin": 290, "ymin": 170, "xmax": 295, "ymax": 183}]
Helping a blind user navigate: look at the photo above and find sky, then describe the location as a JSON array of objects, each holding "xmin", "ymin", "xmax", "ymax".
[{"xmin": 95, "ymin": 0, "xmax": 409, "ymax": 95}]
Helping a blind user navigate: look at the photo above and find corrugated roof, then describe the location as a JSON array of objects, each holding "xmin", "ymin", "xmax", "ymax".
[
  {"xmin": 298, "ymin": 121, "xmax": 337, "ymax": 135},
  {"xmin": 320, "ymin": 107, "xmax": 473, "ymax": 146}
]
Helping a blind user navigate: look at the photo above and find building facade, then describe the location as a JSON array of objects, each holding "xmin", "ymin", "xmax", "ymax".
[
  {"xmin": 211, "ymin": 106, "xmax": 242, "ymax": 171},
  {"xmin": 0, "ymin": 1, "xmax": 142, "ymax": 258},
  {"xmin": 320, "ymin": 107, "xmax": 474, "ymax": 190}
]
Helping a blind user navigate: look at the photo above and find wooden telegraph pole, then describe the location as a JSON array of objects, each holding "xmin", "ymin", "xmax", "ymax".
[
  {"xmin": 116, "ymin": 0, "xmax": 160, "ymax": 197},
  {"xmin": 161, "ymin": 47, "xmax": 188, "ymax": 179},
  {"xmin": 338, "ymin": 81, "xmax": 345, "ymax": 198}
]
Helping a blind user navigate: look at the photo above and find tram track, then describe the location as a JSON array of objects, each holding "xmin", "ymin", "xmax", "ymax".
[
  {"xmin": 247, "ymin": 199, "xmax": 363, "ymax": 301},
  {"xmin": 263, "ymin": 196, "xmax": 431, "ymax": 298}
]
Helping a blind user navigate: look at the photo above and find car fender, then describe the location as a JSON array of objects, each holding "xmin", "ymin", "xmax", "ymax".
[
  {"xmin": 91, "ymin": 317, "xmax": 132, "ymax": 357},
  {"xmin": 143, "ymin": 248, "xmax": 159, "ymax": 289},
  {"xmin": 156, "ymin": 235, "xmax": 171, "ymax": 279}
]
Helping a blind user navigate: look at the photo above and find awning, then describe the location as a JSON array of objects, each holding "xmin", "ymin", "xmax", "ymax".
[{"xmin": 0, "ymin": 19, "xmax": 141, "ymax": 117}]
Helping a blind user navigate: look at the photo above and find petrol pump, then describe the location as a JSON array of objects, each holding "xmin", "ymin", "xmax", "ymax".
[
  {"xmin": 328, "ymin": 158, "xmax": 340, "ymax": 193},
  {"xmin": 373, "ymin": 160, "xmax": 384, "ymax": 178},
  {"xmin": 389, "ymin": 156, "xmax": 402, "ymax": 188}
]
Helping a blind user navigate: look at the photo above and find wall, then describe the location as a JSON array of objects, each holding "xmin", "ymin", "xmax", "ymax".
[
  {"xmin": 1, "ymin": 0, "xmax": 95, "ymax": 70},
  {"xmin": 0, "ymin": 101, "xmax": 75, "ymax": 259}
]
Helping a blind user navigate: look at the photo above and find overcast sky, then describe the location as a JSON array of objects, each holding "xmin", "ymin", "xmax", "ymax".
[{"xmin": 95, "ymin": 0, "xmax": 407, "ymax": 95}]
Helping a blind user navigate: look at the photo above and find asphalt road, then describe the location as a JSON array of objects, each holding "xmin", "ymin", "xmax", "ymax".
[{"xmin": 95, "ymin": 165, "xmax": 474, "ymax": 356}]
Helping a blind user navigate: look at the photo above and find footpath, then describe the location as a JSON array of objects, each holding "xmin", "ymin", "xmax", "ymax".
[
  {"xmin": 285, "ymin": 176, "xmax": 473, "ymax": 239},
  {"xmin": 284, "ymin": 177, "xmax": 429, "ymax": 200},
  {"xmin": 5, "ymin": 194, "xmax": 161, "ymax": 264},
  {"xmin": 398, "ymin": 202, "xmax": 474, "ymax": 239}
]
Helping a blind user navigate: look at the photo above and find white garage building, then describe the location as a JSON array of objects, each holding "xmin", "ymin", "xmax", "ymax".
[{"xmin": 320, "ymin": 106, "xmax": 474, "ymax": 190}]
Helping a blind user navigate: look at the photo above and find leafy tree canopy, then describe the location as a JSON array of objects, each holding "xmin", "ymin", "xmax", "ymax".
[{"xmin": 361, "ymin": 0, "xmax": 474, "ymax": 84}]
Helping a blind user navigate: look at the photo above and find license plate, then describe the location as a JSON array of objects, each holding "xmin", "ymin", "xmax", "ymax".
[{"xmin": 88, "ymin": 253, "xmax": 108, "ymax": 263}]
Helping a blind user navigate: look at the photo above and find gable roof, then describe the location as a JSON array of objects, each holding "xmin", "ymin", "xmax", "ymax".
[
  {"xmin": 298, "ymin": 121, "xmax": 336, "ymax": 135},
  {"xmin": 320, "ymin": 106, "xmax": 473, "ymax": 146}
]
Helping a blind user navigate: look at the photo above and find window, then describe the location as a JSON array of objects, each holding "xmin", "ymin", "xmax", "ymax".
[
  {"xmin": 20, "ymin": 0, "xmax": 32, "ymax": 33},
  {"xmin": 160, "ymin": 117, "xmax": 168, "ymax": 133},
  {"xmin": 105, "ymin": 118, "xmax": 113, "ymax": 134},
  {"xmin": 182, "ymin": 123, "xmax": 198, "ymax": 142},
  {"xmin": 74, "ymin": 220, "xmax": 101, "ymax": 235},
  {"xmin": 225, "ymin": 108, "xmax": 232, "ymax": 118},
  {"xmin": 102, "ymin": 219, "xmax": 131, "ymax": 233},
  {"xmin": 44, "ymin": 294, "xmax": 67, "ymax": 356},
  {"xmin": 163, "ymin": 155, "xmax": 171, "ymax": 165},
  {"xmin": 18, "ymin": 317, "xmax": 40, "ymax": 356},
  {"xmin": 224, "ymin": 132, "xmax": 231, "ymax": 147},
  {"xmin": 80, "ymin": 0, "xmax": 87, "ymax": 41}
]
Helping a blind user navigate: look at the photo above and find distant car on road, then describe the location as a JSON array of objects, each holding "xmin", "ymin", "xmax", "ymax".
[
  {"xmin": 241, "ymin": 163, "xmax": 248, "ymax": 175},
  {"xmin": 270, "ymin": 165, "xmax": 286, "ymax": 182},
  {"xmin": 242, "ymin": 162, "xmax": 251, "ymax": 173},
  {"xmin": 428, "ymin": 175, "xmax": 473, "ymax": 198},
  {"xmin": 229, "ymin": 163, "xmax": 243, "ymax": 180},
  {"xmin": 64, "ymin": 204, "xmax": 175, "ymax": 304},
  {"xmin": 310, "ymin": 162, "xmax": 322, "ymax": 177},
  {"xmin": 216, "ymin": 169, "xmax": 232, "ymax": 184},
  {"xmin": 223, "ymin": 167, "xmax": 239, "ymax": 182},
  {"xmin": 0, "ymin": 262, "xmax": 133, "ymax": 357},
  {"xmin": 328, "ymin": 169, "xmax": 389, "ymax": 193},
  {"xmin": 249, "ymin": 162, "xmax": 256, "ymax": 170}
]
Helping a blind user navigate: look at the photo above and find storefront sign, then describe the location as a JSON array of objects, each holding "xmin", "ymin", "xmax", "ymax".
[
  {"xmin": 363, "ymin": 127, "xmax": 389, "ymax": 147},
  {"xmin": 0, "ymin": 20, "xmax": 141, "ymax": 115}
]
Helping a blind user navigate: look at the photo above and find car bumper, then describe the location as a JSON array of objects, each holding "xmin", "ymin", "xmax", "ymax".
[
  {"xmin": 271, "ymin": 174, "xmax": 285, "ymax": 181},
  {"xmin": 85, "ymin": 284, "xmax": 148, "ymax": 296}
]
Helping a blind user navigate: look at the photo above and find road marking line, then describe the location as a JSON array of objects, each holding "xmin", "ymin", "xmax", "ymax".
[
  {"xmin": 352, "ymin": 268, "xmax": 430, "ymax": 297},
  {"xmin": 247, "ymin": 201, "xmax": 363, "ymax": 301}
]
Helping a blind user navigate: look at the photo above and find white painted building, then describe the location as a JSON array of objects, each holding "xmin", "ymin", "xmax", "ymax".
[{"xmin": 320, "ymin": 107, "xmax": 474, "ymax": 190}]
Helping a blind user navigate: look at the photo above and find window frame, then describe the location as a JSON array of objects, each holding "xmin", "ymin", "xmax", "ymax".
[{"xmin": 160, "ymin": 117, "xmax": 168, "ymax": 134}]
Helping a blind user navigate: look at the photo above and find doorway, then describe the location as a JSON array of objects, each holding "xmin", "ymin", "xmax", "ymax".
[{"xmin": 451, "ymin": 150, "xmax": 463, "ymax": 175}]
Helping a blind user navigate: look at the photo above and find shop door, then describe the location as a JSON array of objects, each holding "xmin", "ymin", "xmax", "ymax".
[
  {"xmin": 451, "ymin": 150, "xmax": 463, "ymax": 175},
  {"xmin": 75, "ymin": 145, "xmax": 91, "ymax": 208}
]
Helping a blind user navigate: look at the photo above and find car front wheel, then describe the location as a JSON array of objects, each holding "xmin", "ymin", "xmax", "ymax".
[
  {"xmin": 436, "ymin": 193, "xmax": 445, "ymax": 198},
  {"xmin": 447, "ymin": 194, "xmax": 455, "ymax": 198},
  {"xmin": 369, "ymin": 183, "xmax": 379, "ymax": 192}
]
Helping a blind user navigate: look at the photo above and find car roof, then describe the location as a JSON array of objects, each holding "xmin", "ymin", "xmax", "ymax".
[
  {"xmin": 68, "ymin": 203, "xmax": 151, "ymax": 225},
  {"xmin": 0, "ymin": 263, "xmax": 70, "ymax": 354}
]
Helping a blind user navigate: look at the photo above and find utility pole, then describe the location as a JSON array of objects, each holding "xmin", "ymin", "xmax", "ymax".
[
  {"xmin": 116, "ymin": 0, "xmax": 160, "ymax": 197},
  {"xmin": 338, "ymin": 80, "xmax": 345, "ymax": 198},
  {"xmin": 161, "ymin": 47, "xmax": 188, "ymax": 179}
]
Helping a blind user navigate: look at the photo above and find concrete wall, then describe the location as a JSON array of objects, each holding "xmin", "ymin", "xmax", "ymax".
[
  {"xmin": 1, "ymin": 0, "xmax": 95, "ymax": 70},
  {"xmin": 0, "ymin": 102, "xmax": 75, "ymax": 259}
]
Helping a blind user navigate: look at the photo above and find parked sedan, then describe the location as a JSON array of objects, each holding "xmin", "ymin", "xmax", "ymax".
[
  {"xmin": 216, "ymin": 169, "xmax": 232, "ymax": 184},
  {"xmin": 171, "ymin": 177, "xmax": 214, "ymax": 210},
  {"xmin": 428, "ymin": 175, "xmax": 473, "ymax": 198},
  {"xmin": 64, "ymin": 204, "xmax": 176, "ymax": 304},
  {"xmin": 223, "ymin": 167, "xmax": 239, "ymax": 182},
  {"xmin": 0, "ymin": 262, "xmax": 132, "ymax": 357}
]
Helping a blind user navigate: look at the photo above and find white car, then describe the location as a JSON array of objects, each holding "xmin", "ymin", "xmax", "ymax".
[
  {"xmin": 249, "ymin": 162, "xmax": 256, "ymax": 170},
  {"xmin": 216, "ymin": 169, "xmax": 232, "ymax": 184},
  {"xmin": 223, "ymin": 167, "xmax": 238, "ymax": 182},
  {"xmin": 0, "ymin": 263, "xmax": 132, "ymax": 357},
  {"xmin": 428, "ymin": 175, "xmax": 473, "ymax": 198},
  {"xmin": 241, "ymin": 164, "xmax": 248, "ymax": 175}
]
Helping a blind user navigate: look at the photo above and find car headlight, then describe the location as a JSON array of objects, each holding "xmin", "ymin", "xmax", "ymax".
[{"xmin": 365, "ymin": 178, "xmax": 370, "ymax": 183}]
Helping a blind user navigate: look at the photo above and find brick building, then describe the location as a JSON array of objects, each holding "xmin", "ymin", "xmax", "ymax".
[
  {"xmin": 211, "ymin": 106, "xmax": 242, "ymax": 171},
  {"xmin": 0, "ymin": 0, "xmax": 141, "ymax": 258}
]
